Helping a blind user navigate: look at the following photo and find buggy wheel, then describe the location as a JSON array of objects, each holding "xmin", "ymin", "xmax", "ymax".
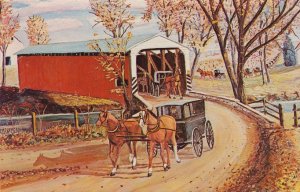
[
  {"xmin": 147, "ymin": 142, "xmax": 158, "ymax": 157},
  {"xmin": 205, "ymin": 121, "xmax": 214, "ymax": 149},
  {"xmin": 192, "ymin": 127, "xmax": 203, "ymax": 157}
]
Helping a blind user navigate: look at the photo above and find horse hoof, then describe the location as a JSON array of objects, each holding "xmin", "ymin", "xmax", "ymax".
[
  {"xmin": 132, "ymin": 166, "xmax": 136, "ymax": 170},
  {"xmin": 110, "ymin": 172, "xmax": 116, "ymax": 176},
  {"xmin": 167, "ymin": 165, "xmax": 171, "ymax": 169},
  {"xmin": 148, "ymin": 173, "xmax": 152, "ymax": 177},
  {"xmin": 117, "ymin": 165, "xmax": 120, "ymax": 169},
  {"xmin": 176, "ymin": 159, "xmax": 181, "ymax": 163},
  {"xmin": 164, "ymin": 167, "xmax": 168, "ymax": 171}
]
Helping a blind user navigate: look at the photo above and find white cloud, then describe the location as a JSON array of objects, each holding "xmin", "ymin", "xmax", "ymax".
[
  {"xmin": 47, "ymin": 18, "xmax": 84, "ymax": 32},
  {"xmin": 14, "ymin": 0, "xmax": 90, "ymax": 17},
  {"xmin": 13, "ymin": 0, "xmax": 145, "ymax": 17}
]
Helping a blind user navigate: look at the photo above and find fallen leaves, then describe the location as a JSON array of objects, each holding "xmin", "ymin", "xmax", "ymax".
[
  {"xmin": 217, "ymin": 129, "xmax": 300, "ymax": 192},
  {"xmin": 0, "ymin": 166, "xmax": 80, "ymax": 189}
]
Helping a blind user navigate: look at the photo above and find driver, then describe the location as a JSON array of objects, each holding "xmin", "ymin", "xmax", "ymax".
[{"xmin": 170, "ymin": 106, "xmax": 179, "ymax": 119}]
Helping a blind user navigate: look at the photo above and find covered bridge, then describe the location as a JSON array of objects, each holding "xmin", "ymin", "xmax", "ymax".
[{"xmin": 16, "ymin": 34, "xmax": 192, "ymax": 105}]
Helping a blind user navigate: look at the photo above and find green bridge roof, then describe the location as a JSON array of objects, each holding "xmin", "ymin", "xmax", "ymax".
[{"xmin": 16, "ymin": 34, "xmax": 158, "ymax": 55}]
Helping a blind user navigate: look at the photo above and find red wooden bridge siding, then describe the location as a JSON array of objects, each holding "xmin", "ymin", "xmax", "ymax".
[{"xmin": 17, "ymin": 55, "xmax": 132, "ymax": 105}]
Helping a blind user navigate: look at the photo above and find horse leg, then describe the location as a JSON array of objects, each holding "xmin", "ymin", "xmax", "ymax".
[
  {"xmin": 165, "ymin": 141, "xmax": 171, "ymax": 169},
  {"xmin": 109, "ymin": 145, "xmax": 117, "ymax": 176},
  {"xmin": 160, "ymin": 142, "xmax": 167, "ymax": 171},
  {"xmin": 132, "ymin": 141, "xmax": 137, "ymax": 169},
  {"xmin": 178, "ymin": 82, "xmax": 183, "ymax": 99},
  {"xmin": 126, "ymin": 141, "xmax": 134, "ymax": 163},
  {"xmin": 148, "ymin": 141, "xmax": 155, "ymax": 177},
  {"xmin": 110, "ymin": 145, "xmax": 121, "ymax": 176},
  {"xmin": 171, "ymin": 132, "xmax": 181, "ymax": 163}
]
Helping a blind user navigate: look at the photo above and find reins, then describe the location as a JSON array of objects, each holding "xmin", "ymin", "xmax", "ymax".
[
  {"xmin": 141, "ymin": 112, "xmax": 175, "ymax": 134},
  {"xmin": 107, "ymin": 124, "xmax": 120, "ymax": 133}
]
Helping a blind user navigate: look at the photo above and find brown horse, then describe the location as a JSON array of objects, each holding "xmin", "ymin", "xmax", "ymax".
[
  {"xmin": 138, "ymin": 109, "xmax": 181, "ymax": 177},
  {"xmin": 197, "ymin": 68, "xmax": 214, "ymax": 79},
  {"xmin": 96, "ymin": 111, "xmax": 141, "ymax": 176}
]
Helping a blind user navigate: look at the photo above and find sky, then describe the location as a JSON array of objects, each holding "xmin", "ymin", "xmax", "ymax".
[{"xmin": 12, "ymin": 0, "xmax": 160, "ymax": 46}]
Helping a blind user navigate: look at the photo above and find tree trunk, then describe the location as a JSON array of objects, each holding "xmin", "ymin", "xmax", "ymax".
[
  {"xmin": 191, "ymin": 49, "xmax": 200, "ymax": 82},
  {"xmin": 263, "ymin": 34, "xmax": 271, "ymax": 83},
  {"xmin": 230, "ymin": 37, "xmax": 237, "ymax": 75},
  {"xmin": 260, "ymin": 57, "xmax": 266, "ymax": 85},
  {"xmin": 121, "ymin": 60, "xmax": 133, "ymax": 118},
  {"xmin": 259, "ymin": 51, "xmax": 266, "ymax": 85},
  {"xmin": 237, "ymin": 53, "xmax": 247, "ymax": 104},
  {"xmin": 223, "ymin": 50, "xmax": 239, "ymax": 99},
  {"xmin": 165, "ymin": 30, "xmax": 170, "ymax": 38},
  {"xmin": 237, "ymin": 69, "xmax": 247, "ymax": 104},
  {"xmin": 211, "ymin": 22, "xmax": 239, "ymax": 99},
  {"xmin": 1, "ymin": 49, "xmax": 6, "ymax": 87},
  {"xmin": 177, "ymin": 32, "xmax": 181, "ymax": 43}
]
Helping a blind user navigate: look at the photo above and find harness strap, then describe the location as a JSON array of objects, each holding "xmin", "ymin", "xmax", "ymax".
[{"xmin": 107, "ymin": 124, "xmax": 120, "ymax": 133}]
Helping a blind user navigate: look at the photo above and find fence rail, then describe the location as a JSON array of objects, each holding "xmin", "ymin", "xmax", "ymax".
[
  {"xmin": 0, "ymin": 109, "xmax": 122, "ymax": 135},
  {"xmin": 249, "ymin": 98, "xmax": 284, "ymax": 127}
]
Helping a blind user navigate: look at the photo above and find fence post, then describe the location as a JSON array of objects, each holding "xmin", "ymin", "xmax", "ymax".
[
  {"xmin": 294, "ymin": 104, "xmax": 298, "ymax": 128},
  {"xmin": 32, "ymin": 112, "xmax": 37, "ymax": 136},
  {"xmin": 278, "ymin": 104, "xmax": 284, "ymax": 128},
  {"xmin": 262, "ymin": 98, "xmax": 266, "ymax": 114},
  {"xmin": 74, "ymin": 110, "xmax": 79, "ymax": 129}
]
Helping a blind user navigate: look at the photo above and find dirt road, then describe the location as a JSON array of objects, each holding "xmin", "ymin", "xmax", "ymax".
[{"xmin": 1, "ymin": 101, "xmax": 258, "ymax": 192}]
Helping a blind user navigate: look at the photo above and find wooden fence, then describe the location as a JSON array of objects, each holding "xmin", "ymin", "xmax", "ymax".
[
  {"xmin": 293, "ymin": 104, "xmax": 300, "ymax": 127},
  {"xmin": 0, "ymin": 110, "xmax": 122, "ymax": 135},
  {"xmin": 249, "ymin": 98, "xmax": 284, "ymax": 127}
]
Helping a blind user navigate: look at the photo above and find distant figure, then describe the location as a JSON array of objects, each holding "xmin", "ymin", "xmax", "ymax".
[
  {"xmin": 164, "ymin": 73, "xmax": 174, "ymax": 99},
  {"xmin": 294, "ymin": 91, "xmax": 300, "ymax": 99},
  {"xmin": 137, "ymin": 72, "xmax": 148, "ymax": 93},
  {"xmin": 173, "ymin": 68, "xmax": 183, "ymax": 99},
  {"xmin": 282, "ymin": 91, "xmax": 289, "ymax": 100}
]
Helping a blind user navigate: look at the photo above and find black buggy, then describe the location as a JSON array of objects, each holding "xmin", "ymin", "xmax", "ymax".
[
  {"xmin": 214, "ymin": 69, "xmax": 226, "ymax": 79},
  {"xmin": 149, "ymin": 98, "xmax": 214, "ymax": 157}
]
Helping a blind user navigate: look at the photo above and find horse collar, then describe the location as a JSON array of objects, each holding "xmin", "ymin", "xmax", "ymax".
[{"xmin": 107, "ymin": 123, "xmax": 120, "ymax": 133}]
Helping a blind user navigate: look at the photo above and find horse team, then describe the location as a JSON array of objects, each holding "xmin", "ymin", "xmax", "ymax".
[
  {"xmin": 96, "ymin": 107, "xmax": 181, "ymax": 177},
  {"xmin": 197, "ymin": 67, "xmax": 262, "ymax": 79}
]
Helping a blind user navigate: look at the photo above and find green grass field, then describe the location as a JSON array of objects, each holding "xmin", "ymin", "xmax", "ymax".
[{"xmin": 193, "ymin": 65, "xmax": 300, "ymax": 99}]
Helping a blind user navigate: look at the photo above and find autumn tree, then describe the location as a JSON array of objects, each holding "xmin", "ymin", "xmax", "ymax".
[
  {"xmin": 26, "ymin": 15, "xmax": 50, "ymax": 45},
  {"xmin": 144, "ymin": 0, "xmax": 213, "ymax": 80},
  {"xmin": 185, "ymin": 8, "xmax": 213, "ymax": 80},
  {"xmin": 0, "ymin": 0, "xmax": 20, "ymax": 87},
  {"xmin": 88, "ymin": 33, "xmax": 133, "ymax": 115},
  {"xmin": 90, "ymin": 0, "xmax": 135, "ymax": 38},
  {"xmin": 197, "ymin": 0, "xmax": 300, "ymax": 104},
  {"xmin": 143, "ymin": 0, "xmax": 180, "ymax": 37}
]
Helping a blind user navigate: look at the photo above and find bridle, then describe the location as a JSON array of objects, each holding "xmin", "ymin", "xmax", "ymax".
[
  {"xmin": 98, "ymin": 112, "xmax": 109, "ymax": 126},
  {"xmin": 98, "ymin": 112, "xmax": 120, "ymax": 133},
  {"xmin": 139, "ymin": 110, "xmax": 160, "ymax": 133}
]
